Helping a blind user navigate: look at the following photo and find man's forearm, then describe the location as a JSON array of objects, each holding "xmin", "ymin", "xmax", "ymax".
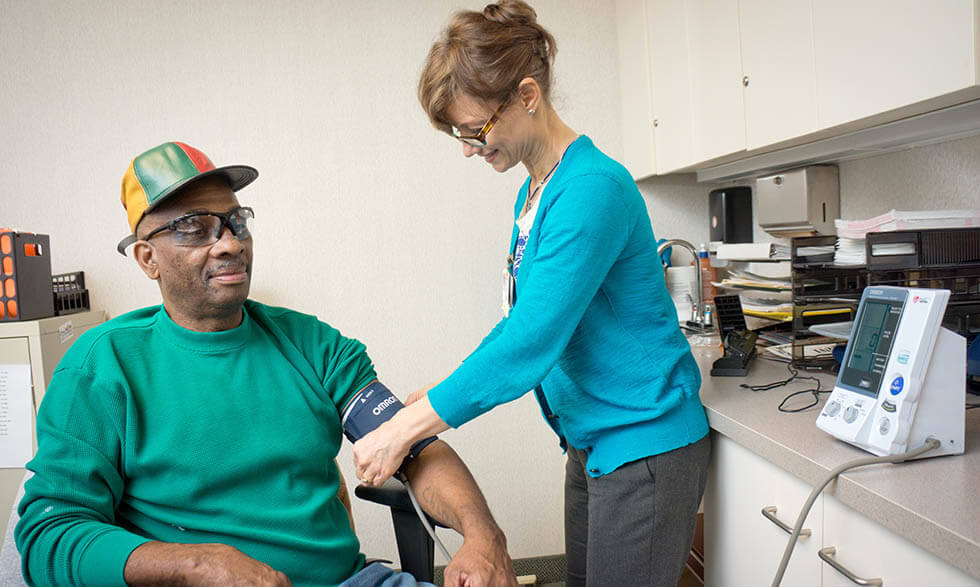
[
  {"xmin": 387, "ymin": 439, "xmax": 517, "ymax": 584},
  {"xmin": 124, "ymin": 541, "xmax": 291, "ymax": 586},
  {"xmin": 403, "ymin": 440, "xmax": 505, "ymax": 541}
]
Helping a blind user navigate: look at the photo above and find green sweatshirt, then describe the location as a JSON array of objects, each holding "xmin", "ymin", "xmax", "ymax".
[{"xmin": 15, "ymin": 300, "xmax": 375, "ymax": 586}]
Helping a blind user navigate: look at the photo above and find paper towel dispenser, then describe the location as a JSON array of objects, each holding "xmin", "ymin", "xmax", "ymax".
[{"xmin": 756, "ymin": 165, "xmax": 839, "ymax": 237}]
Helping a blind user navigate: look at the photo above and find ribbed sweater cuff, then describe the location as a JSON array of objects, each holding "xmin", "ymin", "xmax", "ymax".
[
  {"xmin": 79, "ymin": 530, "xmax": 151, "ymax": 586},
  {"xmin": 428, "ymin": 378, "xmax": 479, "ymax": 428}
]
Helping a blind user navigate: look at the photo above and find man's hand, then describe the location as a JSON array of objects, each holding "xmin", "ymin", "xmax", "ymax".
[
  {"xmin": 444, "ymin": 528, "xmax": 518, "ymax": 587},
  {"xmin": 125, "ymin": 541, "xmax": 292, "ymax": 586}
]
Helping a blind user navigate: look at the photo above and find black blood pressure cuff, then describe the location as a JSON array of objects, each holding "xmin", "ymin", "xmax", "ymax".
[{"xmin": 341, "ymin": 381, "xmax": 439, "ymax": 471}]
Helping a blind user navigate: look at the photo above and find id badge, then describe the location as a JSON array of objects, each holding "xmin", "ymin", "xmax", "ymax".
[{"xmin": 501, "ymin": 256, "xmax": 516, "ymax": 317}]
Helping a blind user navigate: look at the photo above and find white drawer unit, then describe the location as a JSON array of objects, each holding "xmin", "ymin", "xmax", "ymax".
[
  {"xmin": 0, "ymin": 309, "xmax": 105, "ymax": 408},
  {"xmin": 704, "ymin": 432, "xmax": 979, "ymax": 586},
  {"xmin": 704, "ymin": 433, "xmax": 823, "ymax": 585},
  {"xmin": 822, "ymin": 497, "xmax": 978, "ymax": 587}
]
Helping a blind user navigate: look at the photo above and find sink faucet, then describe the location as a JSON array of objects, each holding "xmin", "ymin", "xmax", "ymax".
[{"xmin": 657, "ymin": 238, "xmax": 712, "ymax": 333}]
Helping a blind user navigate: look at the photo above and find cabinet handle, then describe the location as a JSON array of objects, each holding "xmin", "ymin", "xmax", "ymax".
[
  {"xmin": 742, "ymin": 75, "xmax": 749, "ymax": 87},
  {"xmin": 761, "ymin": 506, "xmax": 811, "ymax": 537},
  {"xmin": 652, "ymin": 119, "xmax": 659, "ymax": 127},
  {"xmin": 819, "ymin": 547, "xmax": 882, "ymax": 586}
]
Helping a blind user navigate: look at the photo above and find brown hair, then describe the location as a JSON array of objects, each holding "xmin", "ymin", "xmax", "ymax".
[{"xmin": 418, "ymin": 0, "xmax": 558, "ymax": 135}]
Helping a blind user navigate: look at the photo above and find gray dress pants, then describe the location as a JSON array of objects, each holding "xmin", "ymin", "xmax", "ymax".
[{"xmin": 564, "ymin": 434, "xmax": 710, "ymax": 587}]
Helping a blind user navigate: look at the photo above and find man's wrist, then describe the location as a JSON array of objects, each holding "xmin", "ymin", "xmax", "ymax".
[
  {"xmin": 125, "ymin": 541, "xmax": 195, "ymax": 584},
  {"xmin": 460, "ymin": 517, "xmax": 507, "ymax": 548}
]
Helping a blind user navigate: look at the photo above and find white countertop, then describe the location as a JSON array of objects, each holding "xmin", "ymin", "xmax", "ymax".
[{"xmin": 693, "ymin": 344, "xmax": 980, "ymax": 579}]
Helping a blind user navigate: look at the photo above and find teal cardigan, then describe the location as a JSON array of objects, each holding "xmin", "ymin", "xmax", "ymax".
[{"xmin": 427, "ymin": 136, "xmax": 708, "ymax": 477}]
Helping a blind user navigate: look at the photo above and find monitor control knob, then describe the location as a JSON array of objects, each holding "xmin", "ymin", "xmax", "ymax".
[
  {"xmin": 878, "ymin": 417, "xmax": 891, "ymax": 435},
  {"xmin": 825, "ymin": 400, "xmax": 841, "ymax": 417},
  {"xmin": 843, "ymin": 406, "xmax": 858, "ymax": 423}
]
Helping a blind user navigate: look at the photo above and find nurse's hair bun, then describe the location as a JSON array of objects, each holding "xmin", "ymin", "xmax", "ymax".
[
  {"xmin": 482, "ymin": 0, "xmax": 538, "ymax": 26},
  {"xmin": 418, "ymin": 0, "xmax": 558, "ymax": 136},
  {"xmin": 482, "ymin": 0, "xmax": 552, "ymax": 62}
]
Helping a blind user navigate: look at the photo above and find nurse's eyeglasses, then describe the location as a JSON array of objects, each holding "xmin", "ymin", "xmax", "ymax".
[{"xmin": 451, "ymin": 99, "xmax": 512, "ymax": 147}]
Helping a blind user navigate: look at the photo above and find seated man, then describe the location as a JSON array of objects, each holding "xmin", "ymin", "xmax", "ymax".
[{"xmin": 15, "ymin": 142, "xmax": 515, "ymax": 586}]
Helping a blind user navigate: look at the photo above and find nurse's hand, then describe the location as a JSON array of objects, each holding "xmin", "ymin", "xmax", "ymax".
[
  {"xmin": 352, "ymin": 418, "xmax": 412, "ymax": 486},
  {"xmin": 404, "ymin": 381, "xmax": 438, "ymax": 406},
  {"xmin": 353, "ymin": 397, "xmax": 450, "ymax": 485}
]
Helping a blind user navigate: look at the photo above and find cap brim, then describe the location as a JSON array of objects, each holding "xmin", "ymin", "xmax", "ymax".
[
  {"xmin": 116, "ymin": 164, "xmax": 259, "ymax": 256},
  {"xmin": 142, "ymin": 164, "xmax": 259, "ymax": 217}
]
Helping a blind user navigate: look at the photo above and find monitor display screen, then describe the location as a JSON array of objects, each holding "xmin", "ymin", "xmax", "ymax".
[{"xmin": 838, "ymin": 298, "xmax": 904, "ymax": 397}]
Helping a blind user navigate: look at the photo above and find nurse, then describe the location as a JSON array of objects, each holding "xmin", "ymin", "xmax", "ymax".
[{"xmin": 354, "ymin": 1, "xmax": 710, "ymax": 584}]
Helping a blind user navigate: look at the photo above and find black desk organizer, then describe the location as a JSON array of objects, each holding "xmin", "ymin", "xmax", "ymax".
[
  {"xmin": 790, "ymin": 230, "xmax": 980, "ymax": 369},
  {"xmin": 711, "ymin": 294, "xmax": 757, "ymax": 376},
  {"xmin": 52, "ymin": 271, "xmax": 90, "ymax": 315}
]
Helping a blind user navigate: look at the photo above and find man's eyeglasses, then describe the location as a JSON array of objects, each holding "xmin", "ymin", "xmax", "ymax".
[
  {"xmin": 451, "ymin": 99, "xmax": 511, "ymax": 147},
  {"xmin": 143, "ymin": 207, "xmax": 255, "ymax": 248}
]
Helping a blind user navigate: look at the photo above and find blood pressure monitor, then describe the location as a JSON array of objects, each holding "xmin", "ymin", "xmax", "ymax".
[{"xmin": 816, "ymin": 286, "xmax": 965, "ymax": 458}]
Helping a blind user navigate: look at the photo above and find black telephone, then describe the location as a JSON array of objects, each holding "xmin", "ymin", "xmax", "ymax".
[{"xmin": 710, "ymin": 295, "xmax": 757, "ymax": 377}]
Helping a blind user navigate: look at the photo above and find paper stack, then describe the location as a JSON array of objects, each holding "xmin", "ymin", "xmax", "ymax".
[
  {"xmin": 716, "ymin": 269, "xmax": 793, "ymax": 325},
  {"xmin": 834, "ymin": 209, "xmax": 980, "ymax": 265},
  {"xmin": 665, "ymin": 266, "xmax": 695, "ymax": 324},
  {"xmin": 717, "ymin": 242, "xmax": 772, "ymax": 260},
  {"xmin": 716, "ymin": 242, "xmax": 792, "ymax": 261}
]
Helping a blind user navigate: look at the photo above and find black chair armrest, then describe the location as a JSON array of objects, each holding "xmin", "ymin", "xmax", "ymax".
[
  {"xmin": 355, "ymin": 479, "xmax": 446, "ymax": 581},
  {"xmin": 354, "ymin": 478, "xmax": 414, "ymax": 511}
]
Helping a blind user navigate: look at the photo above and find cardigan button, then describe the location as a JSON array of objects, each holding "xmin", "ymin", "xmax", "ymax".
[{"xmin": 589, "ymin": 468, "xmax": 600, "ymax": 474}]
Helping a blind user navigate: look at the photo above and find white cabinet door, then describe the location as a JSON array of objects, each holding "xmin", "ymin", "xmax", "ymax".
[
  {"xmin": 687, "ymin": 0, "xmax": 746, "ymax": 163},
  {"xmin": 822, "ymin": 496, "xmax": 977, "ymax": 587},
  {"xmin": 647, "ymin": 0, "xmax": 696, "ymax": 173},
  {"xmin": 704, "ymin": 434, "xmax": 823, "ymax": 586},
  {"xmin": 812, "ymin": 0, "xmax": 979, "ymax": 130},
  {"xmin": 615, "ymin": 0, "xmax": 657, "ymax": 180},
  {"xmin": 737, "ymin": 0, "xmax": 818, "ymax": 149}
]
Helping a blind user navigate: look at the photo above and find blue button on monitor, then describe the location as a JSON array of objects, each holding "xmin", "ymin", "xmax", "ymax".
[{"xmin": 890, "ymin": 375, "xmax": 904, "ymax": 395}]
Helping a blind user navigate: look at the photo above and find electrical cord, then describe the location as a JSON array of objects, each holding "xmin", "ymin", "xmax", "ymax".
[
  {"xmin": 771, "ymin": 438, "xmax": 941, "ymax": 586},
  {"xmin": 739, "ymin": 363, "xmax": 798, "ymax": 391},
  {"xmin": 740, "ymin": 362, "xmax": 831, "ymax": 412},
  {"xmin": 399, "ymin": 474, "xmax": 453, "ymax": 563}
]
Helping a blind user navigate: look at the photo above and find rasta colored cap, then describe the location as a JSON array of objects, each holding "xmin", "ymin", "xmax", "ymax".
[{"xmin": 116, "ymin": 141, "xmax": 258, "ymax": 255}]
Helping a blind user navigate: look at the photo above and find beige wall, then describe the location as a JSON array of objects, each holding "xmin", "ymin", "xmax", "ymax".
[
  {"xmin": 0, "ymin": 0, "xmax": 622, "ymax": 562},
  {"xmin": 837, "ymin": 133, "xmax": 980, "ymax": 218}
]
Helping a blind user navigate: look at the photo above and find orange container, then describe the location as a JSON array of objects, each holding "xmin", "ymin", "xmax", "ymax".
[{"xmin": 0, "ymin": 231, "xmax": 55, "ymax": 321}]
